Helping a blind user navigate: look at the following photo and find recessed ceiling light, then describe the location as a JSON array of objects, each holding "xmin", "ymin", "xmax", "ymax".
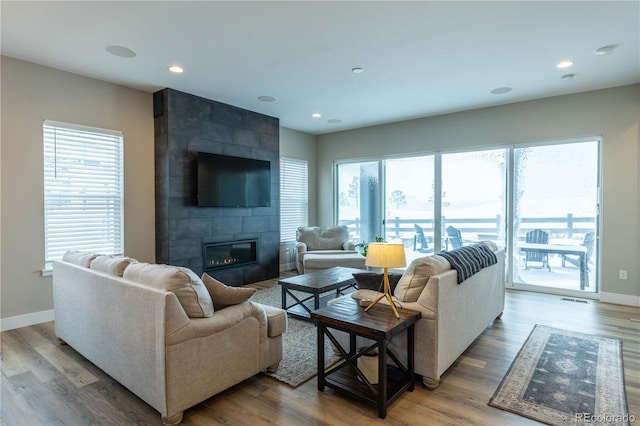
[
  {"xmin": 168, "ymin": 65, "xmax": 184, "ymax": 73},
  {"xmin": 257, "ymin": 95, "xmax": 277, "ymax": 102},
  {"xmin": 561, "ymin": 73, "xmax": 575, "ymax": 81},
  {"xmin": 312, "ymin": 113, "xmax": 322, "ymax": 118},
  {"xmin": 352, "ymin": 67, "xmax": 364, "ymax": 74},
  {"xmin": 595, "ymin": 45, "xmax": 616, "ymax": 55},
  {"xmin": 490, "ymin": 87, "xmax": 512, "ymax": 95},
  {"xmin": 105, "ymin": 45, "xmax": 136, "ymax": 58},
  {"xmin": 327, "ymin": 119, "xmax": 342, "ymax": 124},
  {"xmin": 556, "ymin": 60, "xmax": 574, "ymax": 69}
]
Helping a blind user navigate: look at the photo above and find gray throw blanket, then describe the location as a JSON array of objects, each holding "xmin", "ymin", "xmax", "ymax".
[{"xmin": 439, "ymin": 243, "xmax": 498, "ymax": 284}]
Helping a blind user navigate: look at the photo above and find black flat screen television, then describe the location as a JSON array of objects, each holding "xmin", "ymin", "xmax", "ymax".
[{"xmin": 197, "ymin": 152, "xmax": 271, "ymax": 207}]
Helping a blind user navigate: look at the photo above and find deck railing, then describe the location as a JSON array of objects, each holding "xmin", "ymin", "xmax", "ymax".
[{"xmin": 340, "ymin": 214, "xmax": 595, "ymax": 243}]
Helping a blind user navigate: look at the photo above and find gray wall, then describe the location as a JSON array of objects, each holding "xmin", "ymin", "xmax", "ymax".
[
  {"xmin": 278, "ymin": 127, "xmax": 317, "ymax": 270},
  {"xmin": 1, "ymin": 57, "xmax": 156, "ymax": 321},
  {"xmin": 1, "ymin": 56, "xmax": 637, "ymax": 327},
  {"xmin": 0, "ymin": 56, "xmax": 313, "ymax": 325},
  {"xmin": 317, "ymin": 84, "xmax": 640, "ymax": 304}
]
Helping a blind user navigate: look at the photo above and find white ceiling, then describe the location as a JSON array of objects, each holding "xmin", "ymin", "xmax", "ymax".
[{"xmin": 2, "ymin": 1, "xmax": 638, "ymax": 135}]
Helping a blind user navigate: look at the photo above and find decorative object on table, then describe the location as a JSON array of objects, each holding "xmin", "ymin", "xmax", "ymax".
[
  {"xmin": 357, "ymin": 347, "xmax": 379, "ymax": 384},
  {"xmin": 355, "ymin": 236, "xmax": 385, "ymax": 257},
  {"xmin": 363, "ymin": 242, "xmax": 407, "ymax": 318},
  {"xmin": 489, "ymin": 324, "xmax": 629, "ymax": 426}
]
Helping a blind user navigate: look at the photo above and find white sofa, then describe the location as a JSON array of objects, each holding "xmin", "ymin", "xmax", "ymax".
[
  {"xmin": 330, "ymin": 242, "xmax": 505, "ymax": 388},
  {"xmin": 53, "ymin": 252, "xmax": 286, "ymax": 425}
]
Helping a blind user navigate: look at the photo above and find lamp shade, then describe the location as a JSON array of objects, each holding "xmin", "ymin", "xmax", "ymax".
[{"xmin": 365, "ymin": 243, "xmax": 407, "ymax": 268}]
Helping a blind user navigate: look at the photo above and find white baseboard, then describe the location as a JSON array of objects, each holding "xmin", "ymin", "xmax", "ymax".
[
  {"xmin": 1, "ymin": 309, "xmax": 54, "ymax": 332},
  {"xmin": 279, "ymin": 262, "xmax": 296, "ymax": 273},
  {"xmin": 599, "ymin": 292, "xmax": 640, "ymax": 307}
]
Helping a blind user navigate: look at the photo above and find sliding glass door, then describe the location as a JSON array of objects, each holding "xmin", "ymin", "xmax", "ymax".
[
  {"xmin": 336, "ymin": 161, "xmax": 380, "ymax": 244},
  {"xmin": 336, "ymin": 156, "xmax": 434, "ymax": 263},
  {"xmin": 334, "ymin": 138, "xmax": 600, "ymax": 296},
  {"xmin": 384, "ymin": 156, "xmax": 435, "ymax": 263},
  {"xmin": 511, "ymin": 141, "xmax": 599, "ymax": 293},
  {"xmin": 441, "ymin": 149, "xmax": 507, "ymax": 250}
]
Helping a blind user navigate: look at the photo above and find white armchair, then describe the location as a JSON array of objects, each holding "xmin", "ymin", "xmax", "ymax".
[{"xmin": 295, "ymin": 225, "xmax": 365, "ymax": 274}]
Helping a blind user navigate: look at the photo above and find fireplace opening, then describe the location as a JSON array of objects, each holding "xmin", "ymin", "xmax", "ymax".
[{"xmin": 203, "ymin": 240, "xmax": 258, "ymax": 272}]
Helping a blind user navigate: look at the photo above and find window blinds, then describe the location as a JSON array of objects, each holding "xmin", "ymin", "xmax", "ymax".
[
  {"xmin": 280, "ymin": 158, "xmax": 308, "ymax": 242},
  {"xmin": 43, "ymin": 121, "xmax": 124, "ymax": 264}
]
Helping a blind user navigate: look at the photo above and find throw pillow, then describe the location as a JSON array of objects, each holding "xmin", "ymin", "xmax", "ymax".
[
  {"xmin": 123, "ymin": 263, "xmax": 214, "ymax": 318},
  {"xmin": 296, "ymin": 225, "xmax": 349, "ymax": 251},
  {"xmin": 202, "ymin": 273, "xmax": 257, "ymax": 310},
  {"xmin": 353, "ymin": 272, "xmax": 402, "ymax": 293},
  {"xmin": 90, "ymin": 255, "xmax": 135, "ymax": 277},
  {"xmin": 62, "ymin": 250, "xmax": 97, "ymax": 268},
  {"xmin": 393, "ymin": 255, "xmax": 450, "ymax": 302}
]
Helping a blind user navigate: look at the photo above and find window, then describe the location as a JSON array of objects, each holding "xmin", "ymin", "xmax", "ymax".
[
  {"xmin": 280, "ymin": 158, "xmax": 308, "ymax": 242},
  {"xmin": 333, "ymin": 138, "xmax": 600, "ymax": 295},
  {"xmin": 43, "ymin": 121, "xmax": 124, "ymax": 269},
  {"xmin": 441, "ymin": 149, "xmax": 506, "ymax": 250}
]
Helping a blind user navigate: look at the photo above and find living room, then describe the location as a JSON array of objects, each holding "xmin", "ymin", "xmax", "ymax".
[{"xmin": 1, "ymin": 1, "xmax": 639, "ymax": 425}]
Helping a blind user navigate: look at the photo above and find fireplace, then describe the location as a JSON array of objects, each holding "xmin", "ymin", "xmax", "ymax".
[{"xmin": 203, "ymin": 240, "xmax": 258, "ymax": 272}]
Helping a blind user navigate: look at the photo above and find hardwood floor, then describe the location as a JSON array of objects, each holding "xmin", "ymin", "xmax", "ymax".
[{"xmin": 2, "ymin": 280, "xmax": 639, "ymax": 426}]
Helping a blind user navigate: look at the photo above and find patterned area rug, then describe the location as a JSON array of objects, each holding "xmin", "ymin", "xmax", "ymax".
[
  {"xmin": 489, "ymin": 325, "xmax": 630, "ymax": 426},
  {"xmin": 250, "ymin": 285, "xmax": 341, "ymax": 387}
]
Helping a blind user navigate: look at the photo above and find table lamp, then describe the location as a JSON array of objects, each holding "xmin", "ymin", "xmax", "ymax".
[{"xmin": 364, "ymin": 242, "xmax": 406, "ymax": 318}]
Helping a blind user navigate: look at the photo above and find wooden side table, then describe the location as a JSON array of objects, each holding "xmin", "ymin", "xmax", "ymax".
[{"xmin": 311, "ymin": 298, "xmax": 421, "ymax": 418}]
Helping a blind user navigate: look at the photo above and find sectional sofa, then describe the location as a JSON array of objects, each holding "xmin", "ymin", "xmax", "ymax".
[
  {"xmin": 331, "ymin": 242, "xmax": 505, "ymax": 388},
  {"xmin": 53, "ymin": 251, "xmax": 286, "ymax": 425}
]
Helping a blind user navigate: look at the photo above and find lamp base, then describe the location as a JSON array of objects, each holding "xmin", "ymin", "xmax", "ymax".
[{"xmin": 364, "ymin": 268, "xmax": 400, "ymax": 318}]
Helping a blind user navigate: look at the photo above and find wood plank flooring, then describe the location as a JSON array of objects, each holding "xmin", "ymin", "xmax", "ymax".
[{"xmin": 2, "ymin": 277, "xmax": 638, "ymax": 425}]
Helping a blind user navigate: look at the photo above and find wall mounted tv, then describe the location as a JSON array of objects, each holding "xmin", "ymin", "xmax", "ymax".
[{"xmin": 197, "ymin": 152, "xmax": 271, "ymax": 207}]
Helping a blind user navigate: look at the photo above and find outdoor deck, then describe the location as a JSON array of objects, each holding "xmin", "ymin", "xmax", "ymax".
[
  {"xmin": 347, "ymin": 213, "xmax": 597, "ymax": 294},
  {"xmin": 398, "ymin": 241, "xmax": 595, "ymax": 293}
]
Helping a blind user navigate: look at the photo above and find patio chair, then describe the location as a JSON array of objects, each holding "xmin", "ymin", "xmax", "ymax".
[
  {"xmin": 445, "ymin": 226, "xmax": 463, "ymax": 250},
  {"xmin": 413, "ymin": 224, "xmax": 430, "ymax": 252},
  {"xmin": 562, "ymin": 232, "xmax": 595, "ymax": 271},
  {"xmin": 524, "ymin": 229, "xmax": 551, "ymax": 271}
]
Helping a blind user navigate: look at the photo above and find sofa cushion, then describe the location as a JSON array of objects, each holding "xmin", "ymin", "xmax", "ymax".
[
  {"xmin": 353, "ymin": 272, "xmax": 402, "ymax": 293},
  {"xmin": 201, "ymin": 273, "xmax": 257, "ymax": 311},
  {"xmin": 394, "ymin": 255, "xmax": 450, "ymax": 302},
  {"xmin": 123, "ymin": 263, "xmax": 214, "ymax": 318},
  {"xmin": 303, "ymin": 253, "xmax": 366, "ymax": 271},
  {"xmin": 296, "ymin": 225, "xmax": 349, "ymax": 251},
  {"xmin": 62, "ymin": 250, "xmax": 97, "ymax": 268},
  {"xmin": 90, "ymin": 255, "xmax": 135, "ymax": 277}
]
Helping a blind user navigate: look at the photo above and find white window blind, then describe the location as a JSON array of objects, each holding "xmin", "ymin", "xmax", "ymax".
[
  {"xmin": 43, "ymin": 120, "xmax": 124, "ymax": 266},
  {"xmin": 280, "ymin": 158, "xmax": 308, "ymax": 242}
]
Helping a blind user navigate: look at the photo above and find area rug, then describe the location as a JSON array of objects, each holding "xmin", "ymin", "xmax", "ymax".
[
  {"xmin": 250, "ymin": 285, "xmax": 341, "ymax": 387},
  {"xmin": 489, "ymin": 325, "xmax": 630, "ymax": 426}
]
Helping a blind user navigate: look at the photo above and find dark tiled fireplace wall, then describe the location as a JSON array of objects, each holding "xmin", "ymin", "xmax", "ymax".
[{"xmin": 153, "ymin": 88, "xmax": 280, "ymax": 286}]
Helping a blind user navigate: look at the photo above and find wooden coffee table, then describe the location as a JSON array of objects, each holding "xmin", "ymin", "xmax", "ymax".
[
  {"xmin": 278, "ymin": 266, "xmax": 364, "ymax": 321},
  {"xmin": 311, "ymin": 297, "xmax": 421, "ymax": 419}
]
